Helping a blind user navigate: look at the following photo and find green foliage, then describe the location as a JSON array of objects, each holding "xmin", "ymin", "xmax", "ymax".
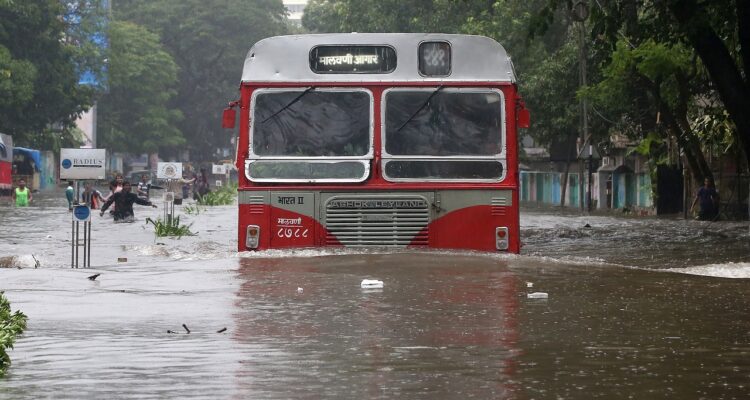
[
  {"xmin": 1, "ymin": 291, "xmax": 27, "ymax": 378},
  {"xmin": 0, "ymin": 1, "xmax": 100, "ymax": 149},
  {"xmin": 628, "ymin": 132, "xmax": 667, "ymax": 163},
  {"xmin": 145, "ymin": 215, "xmax": 196, "ymax": 237},
  {"xmin": 182, "ymin": 204, "xmax": 205, "ymax": 215},
  {"xmin": 197, "ymin": 185, "xmax": 237, "ymax": 206},
  {"xmin": 113, "ymin": 0, "xmax": 289, "ymax": 160},
  {"xmin": 98, "ymin": 21, "xmax": 184, "ymax": 154},
  {"xmin": 523, "ymin": 38, "xmax": 581, "ymax": 145}
]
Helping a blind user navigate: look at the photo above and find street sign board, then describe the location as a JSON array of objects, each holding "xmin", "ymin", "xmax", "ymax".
[
  {"xmin": 73, "ymin": 205, "xmax": 91, "ymax": 222},
  {"xmin": 212, "ymin": 164, "xmax": 226, "ymax": 174},
  {"xmin": 60, "ymin": 148, "xmax": 106, "ymax": 180},
  {"xmin": 157, "ymin": 162, "xmax": 183, "ymax": 180}
]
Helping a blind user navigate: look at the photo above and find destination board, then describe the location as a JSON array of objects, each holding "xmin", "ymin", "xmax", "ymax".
[{"xmin": 310, "ymin": 45, "xmax": 396, "ymax": 73}]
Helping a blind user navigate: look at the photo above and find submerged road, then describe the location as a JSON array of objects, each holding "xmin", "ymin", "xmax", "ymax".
[{"xmin": 1, "ymin": 193, "xmax": 749, "ymax": 399}]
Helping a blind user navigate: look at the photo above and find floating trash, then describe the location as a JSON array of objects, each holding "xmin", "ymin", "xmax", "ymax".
[
  {"xmin": 117, "ymin": 257, "xmax": 127, "ymax": 263},
  {"xmin": 526, "ymin": 282, "xmax": 533, "ymax": 288},
  {"xmin": 297, "ymin": 287, "xmax": 303, "ymax": 293},
  {"xmin": 361, "ymin": 279, "xmax": 384, "ymax": 289},
  {"xmin": 527, "ymin": 292, "xmax": 548, "ymax": 299}
]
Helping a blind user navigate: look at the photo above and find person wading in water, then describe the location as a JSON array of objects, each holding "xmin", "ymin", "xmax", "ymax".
[
  {"xmin": 690, "ymin": 177, "xmax": 720, "ymax": 221},
  {"xmin": 81, "ymin": 181, "xmax": 105, "ymax": 210},
  {"xmin": 12, "ymin": 178, "xmax": 32, "ymax": 207},
  {"xmin": 99, "ymin": 181, "xmax": 157, "ymax": 222}
]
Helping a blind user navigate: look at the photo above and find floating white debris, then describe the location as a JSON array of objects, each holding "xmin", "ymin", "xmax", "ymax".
[
  {"xmin": 526, "ymin": 282, "xmax": 534, "ymax": 288},
  {"xmin": 361, "ymin": 279, "xmax": 384, "ymax": 289},
  {"xmin": 297, "ymin": 287, "xmax": 303, "ymax": 293},
  {"xmin": 527, "ymin": 292, "xmax": 548, "ymax": 299}
]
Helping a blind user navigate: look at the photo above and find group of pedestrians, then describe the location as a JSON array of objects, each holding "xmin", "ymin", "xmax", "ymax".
[
  {"xmin": 76, "ymin": 170, "xmax": 207, "ymax": 222},
  {"xmin": 56, "ymin": 174, "xmax": 156, "ymax": 222}
]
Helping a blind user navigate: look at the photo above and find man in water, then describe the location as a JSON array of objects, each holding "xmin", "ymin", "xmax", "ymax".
[
  {"xmin": 99, "ymin": 181, "xmax": 157, "ymax": 222},
  {"xmin": 80, "ymin": 181, "xmax": 105, "ymax": 210},
  {"xmin": 12, "ymin": 179, "xmax": 32, "ymax": 207},
  {"xmin": 137, "ymin": 174, "xmax": 151, "ymax": 200},
  {"xmin": 690, "ymin": 177, "xmax": 720, "ymax": 221},
  {"xmin": 65, "ymin": 181, "xmax": 75, "ymax": 210}
]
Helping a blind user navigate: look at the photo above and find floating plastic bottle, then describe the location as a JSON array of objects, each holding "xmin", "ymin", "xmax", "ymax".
[
  {"xmin": 527, "ymin": 292, "xmax": 548, "ymax": 299},
  {"xmin": 361, "ymin": 279, "xmax": 384, "ymax": 289}
]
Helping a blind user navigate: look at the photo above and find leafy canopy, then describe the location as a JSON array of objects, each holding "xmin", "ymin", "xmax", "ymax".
[{"xmin": 98, "ymin": 21, "xmax": 183, "ymax": 154}]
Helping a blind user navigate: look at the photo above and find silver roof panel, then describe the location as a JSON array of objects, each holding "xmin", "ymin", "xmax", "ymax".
[{"xmin": 241, "ymin": 33, "xmax": 516, "ymax": 83}]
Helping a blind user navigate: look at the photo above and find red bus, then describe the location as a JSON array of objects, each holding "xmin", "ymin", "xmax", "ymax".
[
  {"xmin": 0, "ymin": 133, "xmax": 12, "ymax": 197},
  {"xmin": 224, "ymin": 34, "xmax": 529, "ymax": 253}
]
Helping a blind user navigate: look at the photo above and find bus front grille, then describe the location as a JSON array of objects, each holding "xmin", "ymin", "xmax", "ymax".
[{"xmin": 324, "ymin": 196, "xmax": 430, "ymax": 246}]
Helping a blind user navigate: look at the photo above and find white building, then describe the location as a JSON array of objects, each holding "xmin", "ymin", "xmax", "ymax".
[{"xmin": 283, "ymin": 0, "xmax": 308, "ymax": 25}]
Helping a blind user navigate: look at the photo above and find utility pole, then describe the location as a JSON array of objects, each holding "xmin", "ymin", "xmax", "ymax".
[{"xmin": 572, "ymin": 1, "xmax": 590, "ymax": 212}]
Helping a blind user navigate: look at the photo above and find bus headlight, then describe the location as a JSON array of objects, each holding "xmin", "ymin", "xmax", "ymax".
[
  {"xmin": 246, "ymin": 225, "xmax": 260, "ymax": 249},
  {"xmin": 495, "ymin": 227, "xmax": 509, "ymax": 251}
]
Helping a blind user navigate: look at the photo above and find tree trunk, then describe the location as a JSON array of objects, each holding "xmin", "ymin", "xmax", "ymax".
[{"xmin": 641, "ymin": 72, "xmax": 712, "ymax": 184}]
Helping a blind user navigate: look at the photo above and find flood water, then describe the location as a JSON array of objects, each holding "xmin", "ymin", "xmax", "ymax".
[{"xmin": 1, "ymin": 192, "xmax": 749, "ymax": 399}]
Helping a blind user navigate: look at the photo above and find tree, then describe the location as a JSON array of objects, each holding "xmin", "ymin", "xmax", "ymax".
[
  {"xmin": 582, "ymin": 39, "xmax": 715, "ymax": 182},
  {"xmin": 113, "ymin": 0, "xmax": 289, "ymax": 161},
  {"xmin": 536, "ymin": 0, "xmax": 750, "ymax": 176},
  {"xmin": 0, "ymin": 0, "xmax": 98, "ymax": 150},
  {"xmin": 97, "ymin": 21, "xmax": 183, "ymax": 156},
  {"xmin": 666, "ymin": 0, "xmax": 750, "ymax": 167}
]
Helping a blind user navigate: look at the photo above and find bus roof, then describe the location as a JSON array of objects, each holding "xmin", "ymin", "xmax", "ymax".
[{"xmin": 241, "ymin": 33, "xmax": 516, "ymax": 83}]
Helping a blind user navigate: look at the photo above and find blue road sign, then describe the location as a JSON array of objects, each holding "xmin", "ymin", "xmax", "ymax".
[{"xmin": 73, "ymin": 205, "xmax": 91, "ymax": 222}]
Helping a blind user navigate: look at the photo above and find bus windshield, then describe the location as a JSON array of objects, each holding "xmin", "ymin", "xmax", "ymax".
[
  {"xmin": 383, "ymin": 88, "xmax": 504, "ymax": 181},
  {"xmin": 252, "ymin": 89, "xmax": 371, "ymax": 157}
]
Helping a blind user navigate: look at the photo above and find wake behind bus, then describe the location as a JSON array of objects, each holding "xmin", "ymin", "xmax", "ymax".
[{"xmin": 223, "ymin": 33, "xmax": 529, "ymax": 253}]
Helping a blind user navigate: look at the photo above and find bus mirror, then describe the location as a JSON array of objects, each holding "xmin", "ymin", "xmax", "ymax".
[
  {"xmin": 517, "ymin": 108, "xmax": 530, "ymax": 129},
  {"xmin": 222, "ymin": 108, "xmax": 236, "ymax": 129}
]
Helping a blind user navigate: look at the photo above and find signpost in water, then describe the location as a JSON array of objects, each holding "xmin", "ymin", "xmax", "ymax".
[
  {"xmin": 157, "ymin": 162, "xmax": 183, "ymax": 224},
  {"xmin": 72, "ymin": 205, "xmax": 92, "ymax": 268},
  {"xmin": 60, "ymin": 148, "xmax": 106, "ymax": 268}
]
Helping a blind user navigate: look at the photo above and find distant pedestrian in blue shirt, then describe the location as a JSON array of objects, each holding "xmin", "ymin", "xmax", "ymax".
[{"xmin": 690, "ymin": 177, "xmax": 719, "ymax": 221}]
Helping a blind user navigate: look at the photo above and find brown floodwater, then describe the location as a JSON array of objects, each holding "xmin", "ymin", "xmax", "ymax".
[{"xmin": 1, "ymin": 192, "xmax": 749, "ymax": 399}]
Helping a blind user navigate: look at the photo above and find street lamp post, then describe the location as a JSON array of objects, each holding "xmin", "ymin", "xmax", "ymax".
[{"xmin": 572, "ymin": 1, "xmax": 590, "ymax": 212}]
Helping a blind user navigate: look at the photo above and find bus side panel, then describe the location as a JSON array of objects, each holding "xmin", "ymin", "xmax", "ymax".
[
  {"xmin": 238, "ymin": 203, "xmax": 270, "ymax": 251},
  {"xmin": 426, "ymin": 205, "xmax": 496, "ymax": 251},
  {"xmin": 269, "ymin": 191, "xmax": 317, "ymax": 248},
  {"xmin": 426, "ymin": 189, "xmax": 519, "ymax": 252},
  {"xmin": 425, "ymin": 209, "xmax": 519, "ymax": 252}
]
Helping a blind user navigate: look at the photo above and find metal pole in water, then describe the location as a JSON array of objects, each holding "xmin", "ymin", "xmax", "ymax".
[
  {"xmin": 71, "ymin": 220, "xmax": 74, "ymax": 268},
  {"xmin": 87, "ymin": 219, "xmax": 92, "ymax": 268},
  {"xmin": 75, "ymin": 221, "xmax": 79, "ymax": 269},
  {"xmin": 82, "ymin": 220, "xmax": 87, "ymax": 267}
]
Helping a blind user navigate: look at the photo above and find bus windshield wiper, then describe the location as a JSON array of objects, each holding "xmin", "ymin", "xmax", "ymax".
[
  {"xmin": 395, "ymin": 86, "xmax": 444, "ymax": 132},
  {"xmin": 261, "ymin": 87, "xmax": 315, "ymax": 123}
]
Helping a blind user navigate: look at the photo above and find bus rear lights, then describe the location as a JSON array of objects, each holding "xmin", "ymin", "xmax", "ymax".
[
  {"xmin": 495, "ymin": 227, "xmax": 509, "ymax": 251},
  {"xmin": 246, "ymin": 225, "xmax": 260, "ymax": 249}
]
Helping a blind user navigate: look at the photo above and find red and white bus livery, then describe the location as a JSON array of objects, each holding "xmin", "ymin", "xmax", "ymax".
[
  {"xmin": 0, "ymin": 133, "xmax": 12, "ymax": 197},
  {"xmin": 225, "ymin": 33, "xmax": 529, "ymax": 252}
]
